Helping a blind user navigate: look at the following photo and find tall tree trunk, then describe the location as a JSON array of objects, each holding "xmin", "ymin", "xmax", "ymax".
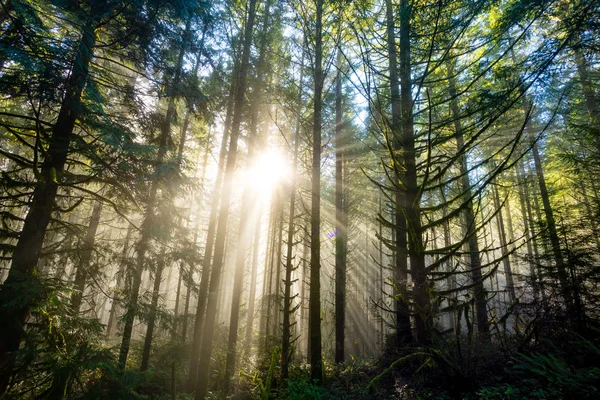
[
  {"xmin": 301, "ymin": 234, "xmax": 309, "ymax": 360},
  {"xmin": 309, "ymin": 0, "xmax": 324, "ymax": 384},
  {"xmin": 119, "ymin": 17, "xmax": 191, "ymax": 370},
  {"xmin": 264, "ymin": 191, "xmax": 285, "ymax": 347},
  {"xmin": 492, "ymin": 184, "xmax": 516, "ymax": 304},
  {"xmin": 378, "ymin": 193, "xmax": 385, "ymax": 348},
  {"xmin": 173, "ymin": 86, "xmax": 210, "ymax": 343},
  {"xmin": 194, "ymin": 0, "xmax": 258, "ymax": 397},
  {"xmin": 260, "ymin": 198, "xmax": 277, "ymax": 351},
  {"xmin": 174, "ymin": 262, "xmax": 183, "ymax": 337},
  {"xmin": 334, "ymin": 48, "xmax": 347, "ymax": 364},
  {"xmin": 522, "ymin": 165, "xmax": 545, "ymax": 299},
  {"xmin": 186, "ymin": 74, "xmax": 234, "ymax": 391},
  {"xmin": 273, "ymin": 193, "xmax": 285, "ymax": 337},
  {"xmin": 223, "ymin": 2, "xmax": 273, "ymax": 392},
  {"xmin": 107, "ymin": 223, "xmax": 134, "ymax": 339},
  {"xmin": 447, "ymin": 63, "xmax": 489, "ymax": 337},
  {"xmin": 0, "ymin": 11, "xmax": 97, "ymax": 392},
  {"xmin": 524, "ymin": 105, "xmax": 575, "ymax": 322},
  {"xmin": 399, "ymin": 0, "xmax": 431, "ymax": 344},
  {"xmin": 140, "ymin": 251, "xmax": 166, "ymax": 371},
  {"xmin": 282, "ymin": 47, "xmax": 304, "ymax": 378},
  {"xmin": 385, "ymin": 0, "xmax": 412, "ymax": 348},
  {"xmin": 243, "ymin": 215, "xmax": 262, "ymax": 355},
  {"xmin": 439, "ymin": 187, "xmax": 457, "ymax": 331},
  {"xmin": 281, "ymin": 125, "xmax": 300, "ymax": 380},
  {"xmin": 515, "ymin": 167, "xmax": 538, "ymax": 298},
  {"xmin": 70, "ymin": 201, "xmax": 103, "ymax": 313},
  {"xmin": 179, "ymin": 143, "xmax": 211, "ymax": 341}
]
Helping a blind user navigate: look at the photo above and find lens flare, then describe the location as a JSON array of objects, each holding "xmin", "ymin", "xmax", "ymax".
[{"xmin": 244, "ymin": 149, "xmax": 290, "ymax": 195}]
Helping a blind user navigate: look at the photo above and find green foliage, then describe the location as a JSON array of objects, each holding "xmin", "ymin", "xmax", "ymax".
[
  {"xmin": 262, "ymin": 346, "xmax": 281, "ymax": 400},
  {"xmin": 5, "ymin": 281, "xmax": 115, "ymax": 398},
  {"xmin": 477, "ymin": 351, "xmax": 600, "ymax": 400},
  {"xmin": 277, "ymin": 378, "xmax": 337, "ymax": 400}
]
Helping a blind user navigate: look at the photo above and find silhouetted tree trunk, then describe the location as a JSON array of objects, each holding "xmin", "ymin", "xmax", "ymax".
[
  {"xmin": 492, "ymin": 184, "xmax": 516, "ymax": 304},
  {"xmin": 301, "ymin": 234, "xmax": 309, "ymax": 359},
  {"xmin": 0, "ymin": 9, "xmax": 97, "ymax": 392},
  {"xmin": 334, "ymin": 48, "xmax": 348, "ymax": 364},
  {"xmin": 194, "ymin": 0, "xmax": 258, "ymax": 397},
  {"xmin": 523, "ymin": 101, "xmax": 576, "ymax": 322},
  {"xmin": 223, "ymin": 1, "xmax": 273, "ymax": 391},
  {"xmin": 71, "ymin": 201, "xmax": 103, "ymax": 313},
  {"xmin": 265, "ymin": 190, "xmax": 284, "ymax": 347},
  {"xmin": 399, "ymin": 0, "xmax": 431, "ymax": 344},
  {"xmin": 282, "ymin": 46, "xmax": 304, "ymax": 378},
  {"xmin": 141, "ymin": 250, "xmax": 166, "ymax": 371},
  {"xmin": 107, "ymin": 223, "xmax": 133, "ymax": 339},
  {"xmin": 309, "ymin": 0, "xmax": 324, "ymax": 383},
  {"xmin": 448, "ymin": 63, "xmax": 489, "ymax": 337},
  {"xmin": 385, "ymin": 0, "xmax": 412, "ymax": 348},
  {"xmin": 273, "ymin": 197, "xmax": 285, "ymax": 337},
  {"xmin": 243, "ymin": 216, "xmax": 262, "ymax": 355},
  {"xmin": 187, "ymin": 72, "xmax": 234, "ymax": 392},
  {"xmin": 119, "ymin": 17, "xmax": 191, "ymax": 370},
  {"xmin": 377, "ymin": 193, "xmax": 384, "ymax": 348},
  {"xmin": 260, "ymin": 198, "xmax": 277, "ymax": 350},
  {"xmin": 439, "ymin": 186, "xmax": 457, "ymax": 331}
]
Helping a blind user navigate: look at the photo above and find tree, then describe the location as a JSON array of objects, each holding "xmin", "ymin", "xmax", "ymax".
[
  {"xmin": 0, "ymin": 2, "xmax": 109, "ymax": 390},
  {"xmin": 308, "ymin": 0, "xmax": 324, "ymax": 384},
  {"xmin": 194, "ymin": 0, "xmax": 259, "ymax": 397}
]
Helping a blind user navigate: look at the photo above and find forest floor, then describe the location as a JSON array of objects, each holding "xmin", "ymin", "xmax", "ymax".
[{"xmin": 228, "ymin": 360, "xmax": 448, "ymax": 400}]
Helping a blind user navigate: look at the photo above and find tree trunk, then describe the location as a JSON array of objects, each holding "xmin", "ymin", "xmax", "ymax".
[
  {"xmin": 447, "ymin": 63, "xmax": 489, "ymax": 337},
  {"xmin": 282, "ymin": 47, "xmax": 304, "ymax": 378},
  {"xmin": 194, "ymin": 0, "xmax": 258, "ymax": 397},
  {"xmin": 385, "ymin": 0, "xmax": 412, "ymax": 348},
  {"xmin": 524, "ymin": 105, "xmax": 575, "ymax": 321},
  {"xmin": 223, "ymin": 2, "xmax": 273, "ymax": 391},
  {"xmin": 492, "ymin": 184, "xmax": 516, "ymax": 304},
  {"xmin": 174, "ymin": 262, "xmax": 183, "ymax": 337},
  {"xmin": 309, "ymin": 0, "xmax": 324, "ymax": 384},
  {"xmin": 273, "ymin": 192, "xmax": 285, "ymax": 337},
  {"xmin": 439, "ymin": 187, "xmax": 457, "ymax": 331},
  {"xmin": 301, "ymin": 234, "xmax": 309, "ymax": 360},
  {"xmin": 378, "ymin": 193, "xmax": 385, "ymax": 348},
  {"xmin": 140, "ymin": 251, "xmax": 166, "ymax": 371},
  {"xmin": 260, "ymin": 198, "xmax": 277, "ymax": 351},
  {"xmin": 186, "ymin": 77, "xmax": 235, "ymax": 392},
  {"xmin": 522, "ymin": 164, "xmax": 545, "ymax": 300},
  {"xmin": 119, "ymin": 17, "xmax": 191, "ymax": 370},
  {"xmin": 334, "ymin": 48, "xmax": 348, "ymax": 364},
  {"xmin": 70, "ymin": 201, "xmax": 103, "ymax": 314},
  {"xmin": 106, "ymin": 224, "xmax": 133, "ymax": 339},
  {"xmin": 0, "ymin": 12, "xmax": 97, "ymax": 392},
  {"xmin": 515, "ymin": 167, "xmax": 537, "ymax": 298},
  {"xmin": 243, "ymin": 215, "xmax": 262, "ymax": 355},
  {"xmin": 399, "ymin": 0, "xmax": 431, "ymax": 344}
]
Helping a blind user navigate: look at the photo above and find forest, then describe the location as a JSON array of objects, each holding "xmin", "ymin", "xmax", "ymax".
[{"xmin": 0, "ymin": 0, "xmax": 599, "ymax": 398}]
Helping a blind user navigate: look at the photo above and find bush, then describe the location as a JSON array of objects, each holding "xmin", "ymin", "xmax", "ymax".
[{"xmin": 477, "ymin": 351, "xmax": 600, "ymax": 399}]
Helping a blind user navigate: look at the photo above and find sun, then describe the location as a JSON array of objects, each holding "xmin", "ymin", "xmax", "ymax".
[{"xmin": 244, "ymin": 149, "xmax": 290, "ymax": 195}]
